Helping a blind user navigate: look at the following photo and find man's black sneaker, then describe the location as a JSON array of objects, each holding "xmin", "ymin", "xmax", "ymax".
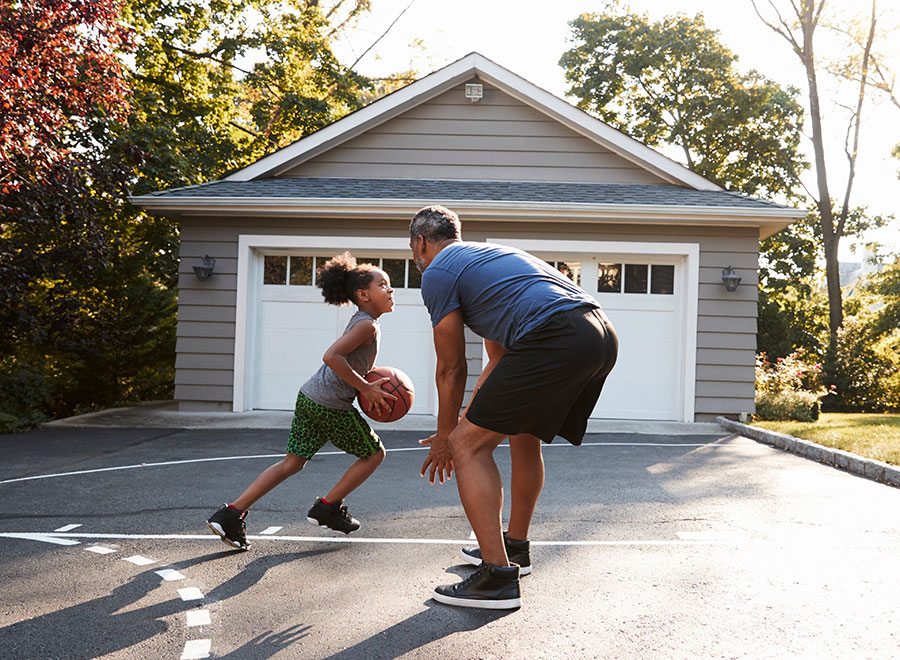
[
  {"xmin": 307, "ymin": 497, "xmax": 360, "ymax": 534},
  {"xmin": 433, "ymin": 563, "xmax": 521, "ymax": 609},
  {"xmin": 460, "ymin": 532, "xmax": 532, "ymax": 575},
  {"xmin": 206, "ymin": 504, "xmax": 249, "ymax": 551}
]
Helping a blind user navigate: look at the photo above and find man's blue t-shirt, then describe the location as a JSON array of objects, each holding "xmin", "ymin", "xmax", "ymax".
[{"xmin": 421, "ymin": 242, "xmax": 599, "ymax": 348}]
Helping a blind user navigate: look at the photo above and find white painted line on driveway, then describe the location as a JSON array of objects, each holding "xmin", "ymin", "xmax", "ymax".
[
  {"xmin": 54, "ymin": 524, "xmax": 82, "ymax": 532},
  {"xmin": 155, "ymin": 568, "xmax": 186, "ymax": 581},
  {"xmin": 186, "ymin": 610, "xmax": 211, "ymax": 627},
  {"xmin": 123, "ymin": 555, "xmax": 156, "ymax": 566},
  {"xmin": 0, "ymin": 532, "xmax": 80, "ymax": 546},
  {"xmin": 178, "ymin": 587, "xmax": 205, "ymax": 601},
  {"xmin": 0, "ymin": 442, "xmax": 734, "ymax": 484},
  {"xmin": 85, "ymin": 545, "xmax": 116, "ymax": 554},
  {"xmin": 180, "ymin": 638, "xmax": 211, "ymax": 659},
  {"xmin": 6, "ymin": 531, "xmax": 741, "ymax": 547},
  {"xmin": 259, "ymin": 526, "xmax": 283, "ymax": 535}
]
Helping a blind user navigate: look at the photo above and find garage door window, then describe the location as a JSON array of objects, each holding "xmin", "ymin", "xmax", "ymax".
[
  {"xmin": 598, "ymin": 263, "xmax": 674, "ymax": 295},
  {"xmin": 263, "ymin": 255, "xmax": 420, "ymax": 288},
  {"xmin": 546, "ymin": 260, "xmax": 581, "ymax": 285}
]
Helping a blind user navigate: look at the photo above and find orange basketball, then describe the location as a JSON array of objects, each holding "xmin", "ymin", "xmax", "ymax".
[{"xmin": 357, "ymin": 366, "xmax": 415, "ymax": 423}]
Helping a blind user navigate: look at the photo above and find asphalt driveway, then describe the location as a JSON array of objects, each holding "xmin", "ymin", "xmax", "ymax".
[{"xmin": 2, "ymin": 424, "xmax": 899, "ymax": 659}]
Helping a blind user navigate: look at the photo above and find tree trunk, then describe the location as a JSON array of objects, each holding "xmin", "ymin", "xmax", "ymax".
[{"xmin": 799, "ymin": 0, "xmax": 843, "ymax": 345}]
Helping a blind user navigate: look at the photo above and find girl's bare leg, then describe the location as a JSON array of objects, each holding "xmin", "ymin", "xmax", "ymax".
[
  {"xmin": 232, "ymin": 453, "xmax": 307, "ymax": 511},
  {"xmin": 324, "ymin": 446, "xmax": 386, "ymax": 503}
]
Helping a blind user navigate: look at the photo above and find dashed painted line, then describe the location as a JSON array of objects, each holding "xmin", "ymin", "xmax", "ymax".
[
  {"xmin": 259, "ymin": 526, "xmax": 283, "ymax": 535},
  {"xmin": 180, "ymin": 638, "xmax": 211, "ymax": 659},
  {"xmin": 186, "ymin": 610, "xmax": 211, "ymax": 627},
  {"xmin": 155, "ymin": 568, "xmax": 186, "ymax": 581},
  {"xmin": 85, "ymin": 545, "xmax": 116, "ymax": 554},
  {"xmin": 10, "ymin": 525, "xmax": 213, "ymax": 659},
  {"xmin": 177, "ymin": 587, "xmax": 205, "ymax": 601}
]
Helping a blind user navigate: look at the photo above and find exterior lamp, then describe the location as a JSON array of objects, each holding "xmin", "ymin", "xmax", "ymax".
[
  {"xmin": 721, "ymin": 265, "xmax": 741, "ymax": 292},
  {"xmin": 193, "ymin": 255, "xmax": 216, "ymax": 281}
]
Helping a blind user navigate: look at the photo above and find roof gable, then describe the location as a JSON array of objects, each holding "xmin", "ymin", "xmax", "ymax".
[
  {"xmin": 281, "ymin": 81, "xmax": 671, "ymax": 184},
  {"xmin": 225, "ymin": 53, "xmax": 721, "ymax": 191}
]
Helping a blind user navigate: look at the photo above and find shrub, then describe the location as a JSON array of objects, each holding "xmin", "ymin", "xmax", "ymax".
[
  {"xmin": 0, "ymin": 412, "xmax": 24, "ymax": 434},
  {"xmin": 755, "ymin": 390, "xmax": 821, "ymax": 422},
  {"xmin": 826, "ymin": 319, "xmax": 900, "ymax": 412},
  {"xmin": 755, "ymin": 349, "xmax": 826, "ymax": 421},
  {"xmin": 0, "ymin": 360, "xmax": 50, "ymax": 431}
]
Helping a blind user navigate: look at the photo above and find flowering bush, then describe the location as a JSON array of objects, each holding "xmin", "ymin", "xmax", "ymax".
[{"xmin": 755, "ymin": 349, "xmax": 827, "ymax": 421}]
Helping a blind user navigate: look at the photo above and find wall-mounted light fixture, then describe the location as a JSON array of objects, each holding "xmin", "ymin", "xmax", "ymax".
[
  {"xmin": 193, "ymin": 255, "xmax": 215, "ymax": 281},
  {"xmin": 721, "ymin": 265, "xmax": 741, "ymax": 292},
  {"xmin": 465, "ymin": 83, "xmax": 483, "ymax": 102}
]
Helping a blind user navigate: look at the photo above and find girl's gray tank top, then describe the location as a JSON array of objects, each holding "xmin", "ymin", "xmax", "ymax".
[{"xmin": 299, "ymin": 309, "xmax": 379, "ymax": 410}]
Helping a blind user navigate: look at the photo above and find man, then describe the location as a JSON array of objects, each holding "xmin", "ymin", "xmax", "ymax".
[{"xmin": 410, "ymin": 205, "xmax": 618, "ymax": 609}]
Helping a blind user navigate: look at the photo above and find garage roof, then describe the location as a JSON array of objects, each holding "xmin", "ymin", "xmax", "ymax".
[{"xmin": 142, "ymin": 177, "xmax": 788, "ymax": 209}]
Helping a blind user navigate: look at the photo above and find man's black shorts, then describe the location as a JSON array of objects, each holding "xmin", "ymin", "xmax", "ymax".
[{"xmin": 465, "ymin": 305, "xmax": 618, "ymax": 445}]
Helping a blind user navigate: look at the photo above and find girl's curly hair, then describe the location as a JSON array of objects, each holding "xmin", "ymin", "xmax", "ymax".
[{"xmin": 316, "ymin": 252, "xmax": 377, "ymax": 306}]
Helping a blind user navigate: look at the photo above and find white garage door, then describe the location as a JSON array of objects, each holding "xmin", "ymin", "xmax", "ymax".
[
  {"xmin": 252, "ymin": 253, "xmax": 434, "ymax": 414},
  {"xmin": 249, "ymin": 246, "xmax": 691, "ymax": 422},
  {"xmin": 516, "ymin": 252, "xmax": 689, "ymax": 422}
]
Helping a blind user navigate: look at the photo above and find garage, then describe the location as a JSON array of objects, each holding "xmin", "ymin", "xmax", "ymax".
[{"xmin": 135, "ymin": 53, "xmax": 804, "ymax": 421}]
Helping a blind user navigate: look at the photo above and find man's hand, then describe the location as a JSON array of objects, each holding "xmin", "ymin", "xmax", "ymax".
[
  {"xmin": 419, "ymin": 433, "xmax": 454, "ymax": 484},
  {"xmin": 358, "ymin": 377, "xmax": 397, "ymax": 413}
]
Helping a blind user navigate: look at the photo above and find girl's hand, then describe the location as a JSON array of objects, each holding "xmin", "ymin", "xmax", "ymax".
[{"xmin": 359, "ymin": 377, "xmax": 397, "ymax": 413}]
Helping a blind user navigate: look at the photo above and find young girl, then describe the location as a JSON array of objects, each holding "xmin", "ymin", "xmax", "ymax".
[{"xmin": 206, "ymin": 252, "xmax": 396, "ymax": 551}]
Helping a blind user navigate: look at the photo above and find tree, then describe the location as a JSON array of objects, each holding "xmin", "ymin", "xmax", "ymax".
[
  {"xmin": 559, "ymin": 4, "xmax": 807, "ymax": 200},
  {"xmin": 0, "ymin": 0, "xmax": 131, "ymax": 189},
  {"xmin": 749, "ymin": 0, "xmax": 895, "ymax": 349},
  {"xmin": 120, "ymin": 0, "xmax": 373, "ymax": 194},
  {"xmin": 0, "ymin": 0, "xmax": 172, "ymax": 428}
]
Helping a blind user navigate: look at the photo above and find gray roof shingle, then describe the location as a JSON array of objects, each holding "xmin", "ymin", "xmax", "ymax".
[{"xmin": 143, "ymin": 177, "xmax": 790, "ymax": 210}]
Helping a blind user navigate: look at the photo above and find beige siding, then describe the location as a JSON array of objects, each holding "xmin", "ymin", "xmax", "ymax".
[
  {"xmin": 283, "ymin": 82, "xmax": 669, "ymax": 184},
  {"xmin": 176, "ymin": 216, "xmax": 760, "ymax": 420}
]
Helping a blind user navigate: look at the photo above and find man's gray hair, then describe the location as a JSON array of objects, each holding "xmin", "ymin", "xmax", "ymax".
[{"xmin": 410, "ymin": 205, "xmax": 461, "ymax": 243}]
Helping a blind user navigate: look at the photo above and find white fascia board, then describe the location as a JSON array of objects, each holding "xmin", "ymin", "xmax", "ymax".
[
  {"xmin": 225, "ymin": 54, "xmax": 482, "ymax": 182},
  {"xmin": 468, "ymin": 54, "xmax": 721, "ymax": 192},
  {"xmin": 133, "ymin": 195, "xmax": 804, "ymax": 221}
]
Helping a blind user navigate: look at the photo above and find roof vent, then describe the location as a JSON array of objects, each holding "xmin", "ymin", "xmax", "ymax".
[{"xmin": 465, "ymin": 83, "xmax": 483, "ymax": 102}]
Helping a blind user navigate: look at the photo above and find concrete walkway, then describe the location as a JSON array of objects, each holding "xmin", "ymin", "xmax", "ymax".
[{"xmin": 45, "ymin": 400, "xmax": 723, "ymax": 435}]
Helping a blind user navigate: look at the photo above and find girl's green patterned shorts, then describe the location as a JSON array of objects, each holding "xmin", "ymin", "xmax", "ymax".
[{"xmin": 287, "ymin": 391, "xmax": 383, "ymax": 460}]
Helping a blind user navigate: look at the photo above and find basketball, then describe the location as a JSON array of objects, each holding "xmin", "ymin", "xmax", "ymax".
[{"xmin": 357, "ymin": 366, "xmax": 415, "ymax": 423}]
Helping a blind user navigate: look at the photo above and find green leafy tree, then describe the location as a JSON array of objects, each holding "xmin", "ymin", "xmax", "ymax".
[
  {"xmin": 559, "ymin": 3, "xmax": 807, "ymax": 199},
  {"xmin": 121, "ymin": 0, "xmax": 372, "ymax": 193}
]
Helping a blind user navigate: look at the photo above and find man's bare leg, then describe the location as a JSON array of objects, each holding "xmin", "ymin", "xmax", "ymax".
[
  {"xmin": 448, "ymin": 418, "xmax": 508, "ymax": 567},
  {"xmin": 507, "ymin": 433, "xmax": 544, "ymax": 541}
]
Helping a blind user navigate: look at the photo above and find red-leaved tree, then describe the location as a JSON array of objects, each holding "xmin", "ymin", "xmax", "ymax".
[{"xmin": 0, "ymin": 0, "xmax": 132, "ymax": 189}]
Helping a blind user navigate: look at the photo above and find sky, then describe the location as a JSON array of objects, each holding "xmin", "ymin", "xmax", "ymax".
[{"xmin": 331, "ymin": 0, "xmax": 900, "ymax": 260}]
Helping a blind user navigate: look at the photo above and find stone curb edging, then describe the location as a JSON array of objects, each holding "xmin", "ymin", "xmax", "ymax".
[{"xmin": 716, "ymin": 416, "xmax": 900, "ymax": 488}]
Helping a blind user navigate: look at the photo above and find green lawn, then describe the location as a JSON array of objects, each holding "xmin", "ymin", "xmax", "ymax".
[{"xmin": 753, "ymin": 413, "xmax": 900, "ymax": 466}]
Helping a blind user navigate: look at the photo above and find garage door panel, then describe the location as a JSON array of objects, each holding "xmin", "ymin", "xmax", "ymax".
[
  {"xmin": 254, "ymin": 266, "xmax": 435, "ymax": 414},
  {"xmin": 376, "ymin": 305, "xmax": 434, "ymax": 415},
  {"xmin": 255, "ymin": 320, "xmax": 334, "ymax": 409},
  {"xmin": 594, "ymin": 323, "xmax": 679, "ymax": 420}
]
